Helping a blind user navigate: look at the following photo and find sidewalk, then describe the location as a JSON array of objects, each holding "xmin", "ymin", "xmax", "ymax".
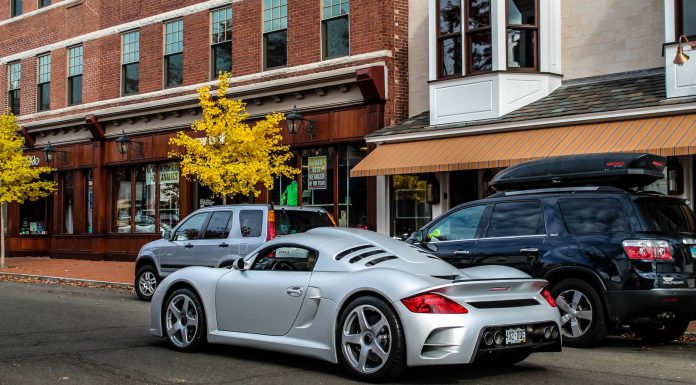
[{"xmin": 0, "ymin": 256, "xmax": 694, "ymax": 334}]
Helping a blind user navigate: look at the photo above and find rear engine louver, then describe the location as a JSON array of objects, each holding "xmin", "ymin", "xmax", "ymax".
[
  {"xmin": 468, "ymin": 299, "xmax": 539, "ymax": 309},
  {"xmin": 335, "ymin": 244, "xmax": 374, "ymax": 260},
  {"xmin": 349, "ymin": 250, "xmax": 386, "ymax": 263},
  {"xmin": 365, "ymin": 256, "xmax": 398, "ymax": 266}
]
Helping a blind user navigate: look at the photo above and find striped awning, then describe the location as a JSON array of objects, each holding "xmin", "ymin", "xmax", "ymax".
[{"xmin": 350, "ymin": 114, "xmax": 696, "ymax": 177}]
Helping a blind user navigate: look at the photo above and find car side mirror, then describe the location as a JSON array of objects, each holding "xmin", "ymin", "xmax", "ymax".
[
  {"xmin": 163, "ymin": 230, "xmax": 172, "ymax": 240},
  {"xmin": 412, "ymin": 230, "xmax": 426, "ymax": 243},
  {"xmin": 235, "ymin": 258, "xmax": 246, "ymax": 271}
]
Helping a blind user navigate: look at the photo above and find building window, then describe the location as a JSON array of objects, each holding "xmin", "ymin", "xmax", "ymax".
[
  {"xmin": 211, "ymin": 7, "xmax": 232, "ymax": 77},
  {"xmin": 390, "ymin": 174, "xmax": 434, "ymax": 237},
  {"xmin": 10, "ymin": 0, "xmax": 22, "ymax": 17},
  {"xmin": 122, "ymin": 31, "xmax": 140, "ymax": 95},
  {"xmin": 507, "ymin": 0, "xmax": 537, "ymax": 69},
  {"xmin": 62, "ymin": 171, "xmax": 74, "ymax": 234},
  {"xmin": 8, "ymin": 62, "xmax": 21, "ymax": 115},
  {"xmin": 437, "ymin": 0, "xmax": 462, "ymax": 77},
  {"xmin": 68, "ymin": 45, "xmax": 83, "ymax": 106},
  {"xmin": 322, "ymin": 0, "xmax": 350, "ymax": 59},
  {"xmin": 37, "ymin": 54, "xmax": 51, "ymax": 112},
  {"xmin": 164, "ymin": 20, "xmax": 184, "ymax": 87},
  {"xmin": 677, "ymin": 0, "xmax": 696, "ymax": 38},
  {"xmin": 39, "ymin": 0, "xmax": 51, "ymax": 8},
  {"xmin": 263, "ymin": 0, "xmax": 288, "ymax": 69},
  {"xmin": 19, "ymin": 198, "xmax": 48, "ymax": 235},
  {"xmin": 111, "ymin": 163, "xmax": 180, "ymax": 233},
  {"xmin": 466, "ymin": 0, "xmax": 492, "ymax": 73}
]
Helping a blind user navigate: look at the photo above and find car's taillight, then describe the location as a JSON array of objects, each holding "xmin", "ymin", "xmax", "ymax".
[
  {"xmin": 622, "ymin": 240, "xmax": 673, "ymax": 262},
  {"xmin": 267, "ymin": 210, "xmax": 276, "ymax": 241},
  {"xmin": 401, "ymin": 293, "xmax": 468, "ymax": 314},
  {"xmin": 541, "ymin": 289, "xmax": 557, "ymax": 307}
]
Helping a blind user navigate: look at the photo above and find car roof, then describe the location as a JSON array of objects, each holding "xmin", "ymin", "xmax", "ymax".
[{"xmin": 191, "ymin": 204, "xmax": 327, "ymax": 213}]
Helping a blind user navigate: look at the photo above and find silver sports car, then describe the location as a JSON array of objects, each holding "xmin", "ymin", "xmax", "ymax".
[{"xmin": 150, "ymin": 228, "xmax": 561, "ymax": 382}]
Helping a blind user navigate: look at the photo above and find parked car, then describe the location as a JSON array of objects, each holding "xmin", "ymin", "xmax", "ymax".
[
  {"xmin": 408, "ymin": 153, "xmax": 696, "ymax": 347},
  {"xmin": 150, "ymin": 228, "xmax": 561, "ymax": 382},
  {"xmin": 134, "ymin": 204, "xmax": 335, "ymax": 300}
]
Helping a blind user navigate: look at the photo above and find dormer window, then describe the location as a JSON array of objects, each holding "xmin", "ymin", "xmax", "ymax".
[
  {"xmin": 437, "ymin": 0, "xmax": 462, "ymax": 78},
  {"xmin": 676, "ymin": 0, "xmax": 696, "ymax": 38},
  {"xmin": 466, "ymin": 0, "xmax": 492, "ymax": 73},
  {"xmin": 507, "ymin": 0, "xmax": 538, "ymax": 70}
]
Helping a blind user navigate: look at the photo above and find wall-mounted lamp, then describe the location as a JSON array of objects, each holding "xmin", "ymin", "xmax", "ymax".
[
  {"xmin": 115, "ymin": 130, "xmax": 143, "ymax": 158},
  {"xmin": 42, "ymin": 141, "xmax": 67, "ymax": 164},
  {"xmin": 674, "ymin": 35, "xmax": 696, "ymax": 65},
  {"xmin": 285, "ymin": 106, "xmax": 316, "ymax": 138}
]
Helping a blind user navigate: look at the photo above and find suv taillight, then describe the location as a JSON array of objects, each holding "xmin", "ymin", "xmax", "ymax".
[
  {"xmin": 622, "ymin": 240, "xmax": 673, "ymax": 262},
  {"xmin": 267, "ymin": 210, "xmax": 276, "ymax": 241}
]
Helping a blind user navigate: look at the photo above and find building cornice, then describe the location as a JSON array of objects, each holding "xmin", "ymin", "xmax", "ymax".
[
  {"xmin": 366, "ymin": 101, "xmax": 696, "ymax": 144},
  {"xmin": 0, "ymin": 0, "xmax": 81, "ymax": 28}
]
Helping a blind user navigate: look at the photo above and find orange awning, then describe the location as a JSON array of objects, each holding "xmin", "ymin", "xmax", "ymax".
[{"xmin": 350, "ymin": 114, "xmax": 696, "ymax": 177}]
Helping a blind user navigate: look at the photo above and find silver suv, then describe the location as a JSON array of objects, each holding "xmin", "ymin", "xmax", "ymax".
[{"xmin": 134, "ymin": 204, "xmax": 335, "ymax": 300}]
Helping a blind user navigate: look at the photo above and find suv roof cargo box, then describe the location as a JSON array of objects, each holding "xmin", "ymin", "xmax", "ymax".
[{"xmin": 490, "ymin": 153, "xmax": 666, "ymax": 191}]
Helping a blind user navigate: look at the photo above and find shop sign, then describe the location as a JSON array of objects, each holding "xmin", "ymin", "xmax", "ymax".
[
  {"xmin": 27, "ymin": 155, "xmax": 40, "ymax": 166},
  {"xmin": 145, "ymin": 165, "xmax": 156, "ymax": 185},
  {"xmin": 308, "ymin": 156, "xmax": 327, "ymax": 190},
  {"xmin": 160, "ymin": 163, "xmax": 180, "ymax": 185}
]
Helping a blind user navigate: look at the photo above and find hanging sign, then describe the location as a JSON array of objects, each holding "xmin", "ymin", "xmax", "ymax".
[
  {"xmin": 28, "ymin": 155, "xmax": 40, "ymax": 166},
  {"xmin": 307, "ymin": 156, "xmax": 327, "ymax": 190}
]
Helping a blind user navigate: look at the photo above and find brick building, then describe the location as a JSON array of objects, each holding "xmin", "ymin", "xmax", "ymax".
[{"xmin": 0, "ymin": 0, "xmax": 409, "ymax": 259}]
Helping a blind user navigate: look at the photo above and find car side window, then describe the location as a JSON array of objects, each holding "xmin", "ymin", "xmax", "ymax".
[
  {"xmin": 559, "ymin": 198, "xmax": 627, "ymax": 234},
  {"xmin": 485, "ymin": 201, "xmax": 545, "ymax": 238},
  {"xmin": 173, "ymin": 213, "xmax": 209, "ymax": 241},
  {"xmin": 250, "ymin": 246, "xmax": 317, "ymax": 272},
  {"xmin": 239, "ymin": 210, "xmax": 263, "ymax": 237},
  {"xmin": 427, "ymin": 205, "xmax": 486, "ymax": 242},
  {"xmin": 202, "ymin": 211, "xmax": 233, "ymax": 239}
]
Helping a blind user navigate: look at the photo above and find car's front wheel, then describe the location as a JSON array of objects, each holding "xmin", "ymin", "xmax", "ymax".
[
  {"xmin": 135, "ymin": 265, "xmax": 159, "ymax": 301},
  {"xmin": 163, "ymin": 288, "xmax": 206, "ymax": 352},
  {"xmin": 630, "ymin": 318, "xmax": 689, "ymax": 344},
  {"xmin": 551, "ymin": 279, "xmax": 607, "ymax": 348},
  {"xmin": 337, "ymin": 296, "xmax": 405, "ymax": 382}
]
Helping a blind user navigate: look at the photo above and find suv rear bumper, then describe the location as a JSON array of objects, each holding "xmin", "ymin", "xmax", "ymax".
[{"xmin": 604, "ymin": 289, "xmax": 696, "ymax": 323}]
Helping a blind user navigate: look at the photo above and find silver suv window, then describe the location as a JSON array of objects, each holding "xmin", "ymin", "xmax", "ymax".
[
  {"xmin": 203, "ymin": 211, "xmax": 233, "ymax": 239},
  {"xmin": 173, "ymin": 213, "xmax": 208, "ymax": 241}
]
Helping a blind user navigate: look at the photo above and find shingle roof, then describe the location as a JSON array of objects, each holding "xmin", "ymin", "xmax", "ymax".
[{"xmin": 369, "ymin": 68, "xmax": 696, "ymax": 138}]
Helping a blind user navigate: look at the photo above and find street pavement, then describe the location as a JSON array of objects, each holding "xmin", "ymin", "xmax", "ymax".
[{"xmin": 1, "ymin": 281, "xmax": 695, "ymax": 385}]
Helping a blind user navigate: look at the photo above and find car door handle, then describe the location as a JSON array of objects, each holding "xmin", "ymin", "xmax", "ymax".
[
  {"xmin": 286, "ymin": 286, "xmax": 304, "ymax": 297},
  {"xmin": 520, "ymin": 248, "xmax": 539, "ymax": 253},
  {"xmin": 454, "ymin": 250, "xmax": 471, "ymax": 255},
  {"xmin": 184, "ymin": 243, "xmax": 194, "ymax": 249},
  {"xmin": 219, "ymin": 243, "xmax": 229, "ymax": 248}
]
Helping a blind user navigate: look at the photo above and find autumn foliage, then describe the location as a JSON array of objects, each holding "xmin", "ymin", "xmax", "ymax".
[{"xmin": 169, "ymin": 73, "xmax": 299, "ymax": 199}]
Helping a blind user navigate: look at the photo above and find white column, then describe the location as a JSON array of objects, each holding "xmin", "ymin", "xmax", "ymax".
[
  {"xmin": 539, "ymin": 0, "xmax": 562, "ymax": 74},
  {"xmin": 665, "ymin": 0, "xmax": 677, "ymax": 43},
  {"xmin": 491, "ymin": 0, "xmax": 507, "ymax": 71},
  {"xmin": 431, "ymin": 172, "xmax": 450, "ymax": 218},
  {"xmin": 428, "ymin": 0, "xmax": 439, "ymax": 81},
  {"xmin": 376, "ymin": 175, "xmax": 390, "ymax": 235}
]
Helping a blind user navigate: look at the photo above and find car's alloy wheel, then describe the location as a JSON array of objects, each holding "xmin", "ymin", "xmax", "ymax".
[
  {"xmin": 138, "ymin": 271, "xmax": 157, "ymax": 297},
  {"xmin": 166, "ymin": 292, "xmax": 201, "ymax": 350},
  {"xmin": 341, "ymin": 304, "xmax": 392, "ymax": 374},
  {"xmin": 556, "ymin": 289, "xmax": 593, "ymax": 339}
]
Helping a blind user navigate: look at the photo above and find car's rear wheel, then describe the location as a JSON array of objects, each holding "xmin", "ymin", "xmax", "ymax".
[
  {"xmin": 630, "ymin": 318, "xmax": 689, "ymax": 344},
  {"xmin": 551, "ymin": 279, "xmax": 607, "ymax": 348},
  {"xmin": 337, "ymin": 296, "xmax": 405, "ymax": 382},
  {"xmin": 164, "ymin": 288, "xmax": 206, "ymax": 352},
  {"xmin": 135, "ymin": 265, "xmax": 159, "ymax": 301}
]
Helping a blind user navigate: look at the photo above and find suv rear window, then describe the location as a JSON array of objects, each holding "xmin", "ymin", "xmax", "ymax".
[
  {"xmin": 486, "ymin": 201, "xmax": 545, "ymax": 238},
  {"xmin": 559, "ymin": 199, "xmax": 627, "ymax": 234},
  {"xmin": 275, "ymin": 210, "xmax": 334, "ymax": 235},
  {"xmin": 635, "ymin": 198, "xmax": 696, "ymax": 233}
]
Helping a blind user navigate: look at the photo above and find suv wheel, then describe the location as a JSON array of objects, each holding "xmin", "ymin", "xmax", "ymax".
[
  {"xmin": 135, "ymin": 265, "xmax": 159, "ymax": 301},
  {"xmin": 630, "ymin": 318, "xmax": 689, "ymax": 344},
  {"xmin": 551, "ymin": 279, "xmax": 607, "ymax": 348}
]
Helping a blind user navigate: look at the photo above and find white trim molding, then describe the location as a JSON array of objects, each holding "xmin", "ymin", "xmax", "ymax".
[{"xmin": 1, "ymin": 0, "xmax": 237, "ymax": 64}]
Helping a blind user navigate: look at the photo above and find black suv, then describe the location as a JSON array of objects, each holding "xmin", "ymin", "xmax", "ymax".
[{"xmin": 408, "ymin": 153, "xmax": 696, "ymax": 347}]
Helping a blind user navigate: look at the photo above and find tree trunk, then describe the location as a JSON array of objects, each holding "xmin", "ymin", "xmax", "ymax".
[{"xmin": 1, "ymin": 201, "xmax": 5, "ymax": 269}]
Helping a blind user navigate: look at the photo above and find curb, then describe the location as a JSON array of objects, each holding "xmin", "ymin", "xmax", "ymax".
[{"xmin": 0, "ymin": 272, "xmax": 134, "ymax": 289}]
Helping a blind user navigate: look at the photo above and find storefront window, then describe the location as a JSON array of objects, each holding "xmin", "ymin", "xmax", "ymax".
[
  {"xmin": 391, "ymin": 174, "xmax": 433, "ymax": 237},
  {"xmin": 134, "ymin": 165, "xmax": 157, "ymax": 233},
  {"xmin": 194, "ymin": 183, "xmax": 223, "ymax": 209},
  {"xmin": 20, "ymin": 197, "xmax": 49, "ymax": 235},
  {"xmin": 86, "ymin": 170, "xmax": 93, "ymax": 234},
  {"xmin": 112, "ymin": 168, "xmax": 132, "ymax": 233},
  {"xmin": 269, "ymin": 153, "xmax": 298, "ymax": 206},
  {"xmin": 159, "ymin": 163, "xmax": 180, "ymax": 230},
  {"xmin": 338, "ymin": 145, "xmax": 368, "ymax": 228},
  {"xmin": 302, "ymin": 148, "xmax": 334, "ymax": 213},
  {"xmin": 62, "ymin": 171, "xmax": 74, "ymax": 234}
]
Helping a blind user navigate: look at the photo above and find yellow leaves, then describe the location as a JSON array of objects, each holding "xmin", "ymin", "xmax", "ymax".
[
  {"xmin": 0, "ymin": 112, "xmax": 55, "ymax": 204},
  {"xmin": 169, "ymin": 72, "xmax": 299, "ymax": 199}
]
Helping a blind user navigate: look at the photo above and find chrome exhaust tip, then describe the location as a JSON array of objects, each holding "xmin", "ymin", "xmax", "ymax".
[
  {"xmin": 483, "ymin": 332, "xmax": 494, "ymax": 346},
  {"xmin": 494, "ymin": 331, "xmax": 504, "ymax": 345}
]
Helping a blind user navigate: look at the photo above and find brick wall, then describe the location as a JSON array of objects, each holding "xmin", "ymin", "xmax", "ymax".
[{"xmin": 2, "ymin": 0, "xmax": 410, "ymax": 128}]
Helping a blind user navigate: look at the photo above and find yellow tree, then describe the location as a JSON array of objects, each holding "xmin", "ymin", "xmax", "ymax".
[
  {"xmin": 169, "ymin": 73, "xmax": 299, "ymax": 201},
  {"xmin": 0, "ymin": 112, "xmax": 55, "ymax": 268}
]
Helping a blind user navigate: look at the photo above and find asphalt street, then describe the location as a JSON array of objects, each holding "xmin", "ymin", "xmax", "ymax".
[{"xmin": 0, "ymin": 281, "xmax": 695, "ymax": 385}]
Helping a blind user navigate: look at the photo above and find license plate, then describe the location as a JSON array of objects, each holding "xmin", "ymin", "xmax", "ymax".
[{"xmin": 505, "ymin": 327, "xmax": 526, "ymax": 345}]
